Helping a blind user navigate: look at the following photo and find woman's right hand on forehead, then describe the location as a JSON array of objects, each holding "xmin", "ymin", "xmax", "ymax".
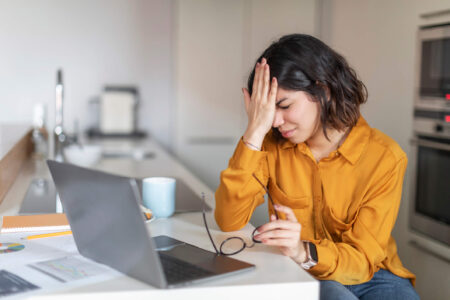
[{"xmin": 242, "ymin": 58, "xmax": 278, "ymax": 149}]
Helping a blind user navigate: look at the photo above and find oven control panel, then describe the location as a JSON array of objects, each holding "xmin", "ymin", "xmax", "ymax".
[{"xmin": 413, "ymin": 109, "xmax": 450, "ymax": 137}]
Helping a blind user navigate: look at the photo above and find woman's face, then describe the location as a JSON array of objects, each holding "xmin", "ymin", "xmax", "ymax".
[{"xmin": 272, "ymin": 88, "xmax": 321, "ymax": 144}]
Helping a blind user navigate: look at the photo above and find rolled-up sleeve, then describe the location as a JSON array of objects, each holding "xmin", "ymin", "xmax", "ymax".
[{"xmin": 215, "ymin": 138, "xmax": 269, "ymax": 232}]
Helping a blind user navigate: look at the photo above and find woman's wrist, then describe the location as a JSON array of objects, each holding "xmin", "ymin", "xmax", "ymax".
[
  {"xmin": 292, "ymin": 241, "xmax": 308, "ymax": 264},
  {"xmin": 243, "ymin": 139, "xmax": 261, "ymax": 151},
  {"xmin": 243, "ymin": 127, "xmax": 266, "ymax": 150}
]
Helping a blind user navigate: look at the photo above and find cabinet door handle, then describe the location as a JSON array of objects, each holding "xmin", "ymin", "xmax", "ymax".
[
  {"xmin": 186, "ymin": 136, "xmax": 236, "ymax": 145},
  {"xmin": 410, "ymin": 138, "xmax": 450, "ymax": 151},
  {"xmin": 408, "ymin": 240, "xmax": 450, "ymax": 263}
]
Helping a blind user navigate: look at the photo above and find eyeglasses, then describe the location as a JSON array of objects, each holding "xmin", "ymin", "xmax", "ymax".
[{"xmin": 202, "ymin": 174, "xmax": 279, "ymax": 256}]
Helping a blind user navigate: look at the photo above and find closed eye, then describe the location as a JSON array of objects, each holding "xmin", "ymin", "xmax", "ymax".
[{"xmin": 276, "ymin": 98, "xmax": 289, "ymax": 109}]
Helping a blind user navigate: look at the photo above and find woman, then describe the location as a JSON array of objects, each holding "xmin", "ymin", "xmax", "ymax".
[{"xmin": 215, "ymin": 34, "xmax": 419, "ymax": 299}]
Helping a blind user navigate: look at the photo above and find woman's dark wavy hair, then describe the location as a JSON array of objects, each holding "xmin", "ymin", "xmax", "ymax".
[{"xmin": 247, "ymin": 34, "xmax": 367, "ymax": 141}]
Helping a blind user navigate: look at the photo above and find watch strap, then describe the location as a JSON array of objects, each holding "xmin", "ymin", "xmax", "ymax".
[
  {"xmin": 300, "ymin": 242, "xmax": 318, "ymax": 270},
  {"xmin": 309, "ymin": 242, "xmax": 318, "ymax": 262}
]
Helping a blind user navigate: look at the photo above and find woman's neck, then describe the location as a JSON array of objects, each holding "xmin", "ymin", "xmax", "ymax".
[{"xmin": 306, "ymin": 126, "xmax": 349, "ymax": 162}]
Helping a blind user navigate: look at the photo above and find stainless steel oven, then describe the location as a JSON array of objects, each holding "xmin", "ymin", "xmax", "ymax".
[
  {"xmin": 410, "ymin": 114, "xmax": 450, "ymax": 246},
  {"xmin": 410, "ymin": 23, "xmax": 450, "ymax": 248},
  {"xmin": 415, "ymin": 23, "xmax": 450, "ymax": 110}
]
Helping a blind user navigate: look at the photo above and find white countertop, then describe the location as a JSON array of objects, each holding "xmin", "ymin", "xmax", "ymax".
[{"xmin": 0, "ymin": 138, "xmax": 319, "ymax": 299}]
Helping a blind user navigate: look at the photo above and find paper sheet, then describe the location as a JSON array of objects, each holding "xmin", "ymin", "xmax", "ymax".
[
  {"xmin": 0, "ymin": 232, "xmax": 78, "ymax": 268},
  {"xmin": 28, "ymin": 256, "xmax": 112, "ymax": 283},
  {"xmin": 0, "ymin": 231, "xmax": 121, "ymax": 299}
]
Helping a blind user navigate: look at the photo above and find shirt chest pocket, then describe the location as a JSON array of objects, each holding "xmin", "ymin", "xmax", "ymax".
[
  {"xmin": 268, "ymin": 180, "xmax": 314, "ymax": 239},
  {"xmin": 268, "ymin": 180, "xmax": 310, "ymax": 209},
  {"xmin": 323, "ymin": 204, "xmax": 358, "ymax": 241}
]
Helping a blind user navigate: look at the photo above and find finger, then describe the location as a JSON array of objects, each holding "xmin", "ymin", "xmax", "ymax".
[
  {"xmin": 261, "ymin": 237, "xmax": 298, "ymax": 248},
  {"xmin": 242, "ymin": 87, "xmax": 251, "ymax": 112},
  {"xmin": 268, "ymin": 77, "xmax": 278, "ymax": 105},
  {"xmin": 257, "ymin": 219, "xmax": 300, "ymax": 233},
  {"xmin": 251, "ymin": 62, "xmax": 260, "ymax": 100},
  {"xmin": 255, "ymin": 58, "xmax": 266, "ymax": 101},
  {"xmin": 254, "ymin": 229, "xmax": 299, "ymax": 241},
  {"xmin": 261, "ymin": 64, "xmax": 270, "ymax": 103},
  {"xmin": 274, "ymin": 204, "xmax": 298, "ymax": 222},
  {"xmin": 257, "ymin": 220, "xmax": 298, "ymax": 232}
]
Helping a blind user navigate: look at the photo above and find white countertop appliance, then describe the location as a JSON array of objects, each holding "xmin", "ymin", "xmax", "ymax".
[{"xmin": 100, "ymin": 86, "xmax": 138, "ymax": 135}]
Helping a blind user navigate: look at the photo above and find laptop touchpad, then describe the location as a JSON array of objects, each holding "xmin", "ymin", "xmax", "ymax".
[{"xmin": 153, "ymin": 235, "xmax": 185, "ymax": 251}]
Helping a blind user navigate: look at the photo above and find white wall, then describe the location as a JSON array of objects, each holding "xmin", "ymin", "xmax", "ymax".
[
  {"xmin": 322, "ymin": 1, "xmax": 450, "ymax": 299},
  {"xmin": 0, "ymin": 0, "xmax": 174, "ymax": 149}
]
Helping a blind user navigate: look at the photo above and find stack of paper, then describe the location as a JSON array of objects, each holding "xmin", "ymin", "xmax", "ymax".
[{"xmin": 1, "ymin": 214, "xmax": 70, "ymax": 233}]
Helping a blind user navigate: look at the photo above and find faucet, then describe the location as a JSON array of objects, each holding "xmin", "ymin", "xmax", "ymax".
[
  {"xmin": 54, "ymin": 69, "xmax": 71, "ymax": 213},
  {"xmin": 54, "ymin": 69, "xmax": 66, "ymax": 162},
  {"xmin": 54, "ymin": 69, "xmax": 78, "ymax": 161}
]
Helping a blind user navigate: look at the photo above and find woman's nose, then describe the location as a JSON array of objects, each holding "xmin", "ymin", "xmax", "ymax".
[{"xmin": 272, "ymin": 111, "xmax": 284, "ymax": 128}]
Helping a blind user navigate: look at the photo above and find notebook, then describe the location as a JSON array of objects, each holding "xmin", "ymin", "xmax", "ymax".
[
  {"xmin": 1, "ymin": 214, "xmax": 70, "ymax": 233},
  {"xmin": 47, "ymin": 159, "xmax": 255, "ymax": 288}
]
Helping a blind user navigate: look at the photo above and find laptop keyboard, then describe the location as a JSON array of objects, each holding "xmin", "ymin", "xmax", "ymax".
[{"xmin": 159, "ymin": 252, "xmax": 215, "ymax": 284}]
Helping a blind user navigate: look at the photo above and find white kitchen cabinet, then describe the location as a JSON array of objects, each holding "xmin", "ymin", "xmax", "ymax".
[{"xmin": 174, "ymin": 0, "xmax": 319, "ymax": 193}]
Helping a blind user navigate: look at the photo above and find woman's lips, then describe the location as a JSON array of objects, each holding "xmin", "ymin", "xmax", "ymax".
[{"xmin": 280, "ymin": 129, "xmax": 295, "ymax": 138}]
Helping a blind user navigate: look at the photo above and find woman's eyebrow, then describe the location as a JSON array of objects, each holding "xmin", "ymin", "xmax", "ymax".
[{"xmin": 276, "ymin": 98, "xmax": 288, "ymax": 105}]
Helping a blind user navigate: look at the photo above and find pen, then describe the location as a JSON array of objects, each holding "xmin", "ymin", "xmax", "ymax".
[{"xmin": 23, "ymin": 230, "xmax": 72, "ymax": 240}]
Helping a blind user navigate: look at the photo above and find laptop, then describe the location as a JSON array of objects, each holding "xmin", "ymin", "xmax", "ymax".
[{"xmin": 46, "ymin": 160, "xmax": 254, "ymax": 288}]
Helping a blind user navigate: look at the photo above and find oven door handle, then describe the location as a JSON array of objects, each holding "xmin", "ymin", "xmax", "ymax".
[{"xmin": 410, "ymin": 138, "xmax": 450, "ymax": 151}]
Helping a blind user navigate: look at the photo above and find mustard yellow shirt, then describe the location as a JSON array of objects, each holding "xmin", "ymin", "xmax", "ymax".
[{"xmin": 215, "ymin": 116, "xmax": 415, "ymax": 285}]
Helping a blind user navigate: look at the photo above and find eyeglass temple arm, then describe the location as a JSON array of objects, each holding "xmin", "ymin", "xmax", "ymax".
[
  {"xmin": 252, "ymin": 174, "xmax": 279, "ymax": 220},
  {"xmin": 201, "ymin": 193, "xmax": 220, "ymax": 255}
]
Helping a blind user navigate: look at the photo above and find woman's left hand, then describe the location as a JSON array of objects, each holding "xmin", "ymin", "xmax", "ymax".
[{"xmin": 253, "ymin": 204, "xmax": 307, "ymax": 263}]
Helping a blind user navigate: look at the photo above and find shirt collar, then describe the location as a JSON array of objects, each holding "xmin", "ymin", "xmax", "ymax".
[
  {"xmin": 280, "ymin": 139, "xmax": 296, "ymax": 149},
  {"xmin": 335, "ymin": 116, "xmax": 370, "ymax": 165},
  {"xmin": 279, "ymin": 116, "xmax": 371, "ymax": 165}
]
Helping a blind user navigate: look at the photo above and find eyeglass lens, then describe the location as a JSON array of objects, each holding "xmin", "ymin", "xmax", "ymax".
[{"xmin": 220, "ymin": 237, "xmax": 247, "ymax": 255}]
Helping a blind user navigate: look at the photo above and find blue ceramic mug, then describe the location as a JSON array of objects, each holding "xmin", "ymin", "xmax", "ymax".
[{"xmin": 142, "ymin": 177, "xmax": 176, "ymax": 218}]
